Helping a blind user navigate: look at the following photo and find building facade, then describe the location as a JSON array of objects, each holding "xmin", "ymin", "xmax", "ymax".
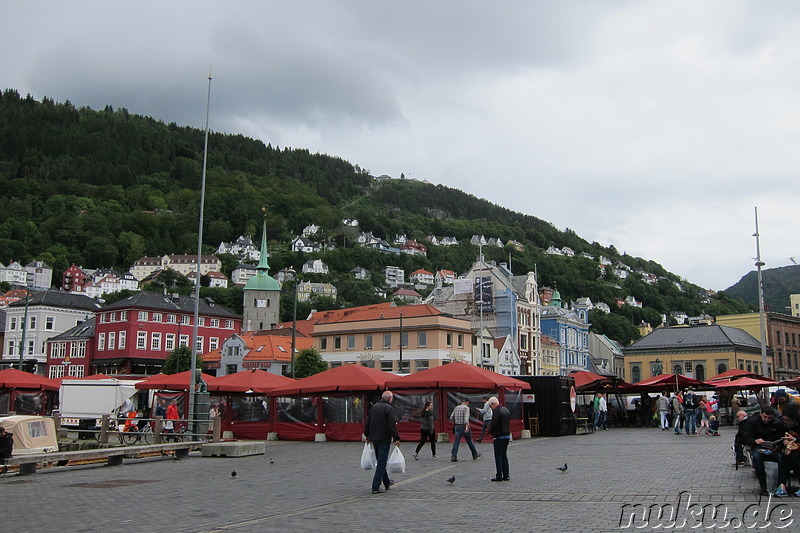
[
  {"xmin": 622, "ymin": 324, "xmax": 765, "ymax": 383},
  {"xmin": 716, "ymin": 312, "xmax": 799, "ymax": 381},
  {"xmin": 242, "ymin": 222, "xmax": 281, "ymax": 332},
  {"xmin": 45, "ymin": 318, "xmax": 96, "ymax": 379},
  {"xmin": 130, "ymin": 254, "xmax": 222, "ymax": 281},
  {"xmin": 313, "ymin": 303, "xmax": 473, "ymax": 373}
]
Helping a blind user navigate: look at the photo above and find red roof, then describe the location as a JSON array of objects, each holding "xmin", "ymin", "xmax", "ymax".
[
  {"xmin": 0, "ymin": 368, "xmax": 60, "ymax": 391},
  {"xmin": 268, "ymin": 364, "xmax": 394, "ymax": 396},
  {"xmin": 135, "ymin": 370, "xmax": 219, "ymax": 390},
  {"xmin": 386, "ymin": 361, "xmax": 529, "ymax": 390},
  {"xmin": 203, "ymin": 332, "xmax": 313, "ymax": 364},
  {"xmin": 209, "ymin": 369, "xmax": 294, "ymax": 394},
  {"xmin": 625, "ymin": 373, "xmax": 703, "ymax": 391},
  {"xmin": 713, "ymin": 376, "xmax": 777, "ymax": 389}
]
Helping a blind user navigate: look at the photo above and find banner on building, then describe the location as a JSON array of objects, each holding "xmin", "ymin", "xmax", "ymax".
[
  {"xmin": 473, "ymin": 276, "xmax": 493, "ymax": 312},
  {"xmin": 453, "ymin": 278, "xmax": 472, "ymax": 295}
]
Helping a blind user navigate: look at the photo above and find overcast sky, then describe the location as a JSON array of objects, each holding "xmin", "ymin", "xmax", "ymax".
[{"xmin": 3, "ymin": 1, "xmax": 799, "ymax": 292}]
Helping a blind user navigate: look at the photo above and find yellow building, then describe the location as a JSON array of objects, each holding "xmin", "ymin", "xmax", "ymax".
[
  {"xmin": 623, "ymin": 324, "xmax": 764, "ymax": 383},
  {"xmin": 790, "ymin": 294, "xmax": 800, "ymax": 319},
  {"xmin": 539, "ymin": 334, "xmax": 561, "ymax": 376},
  {"xmin": 716, "ymin": 312, "xmax": 800, "ymax": 381}
]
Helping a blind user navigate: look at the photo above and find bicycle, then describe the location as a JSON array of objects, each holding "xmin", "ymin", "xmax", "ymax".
[{"xmin": 120, "ymin": 423, "xmax": 153, "ymax": 445}]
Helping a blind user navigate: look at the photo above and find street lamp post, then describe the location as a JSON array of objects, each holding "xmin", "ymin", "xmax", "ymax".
[
  {"xmin": 398, "ymin": 311, "xmax": 403, "ymax": 373},
  {"xmin": 754, "ymin": 207, "xmax": 769, "ymax": 379},
  {"xmin": 290, "ymin": 272, "xmax": 298, "ymax": 378},
  {"xmin": 18, "ymin": 290, "xmax": 30, "ymax": 370}
]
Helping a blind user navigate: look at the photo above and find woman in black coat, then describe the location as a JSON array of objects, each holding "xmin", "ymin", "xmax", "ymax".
[{"xmin": 413, "ymin": 401, "xmax": 437, "ymax": 459}]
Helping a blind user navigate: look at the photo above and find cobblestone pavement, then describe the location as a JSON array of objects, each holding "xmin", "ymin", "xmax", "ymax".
[{"xmin": 3, "ymin": 425, "xmax": 798, "ymax": 532}]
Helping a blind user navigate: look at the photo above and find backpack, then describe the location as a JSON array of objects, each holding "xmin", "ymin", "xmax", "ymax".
[{"xmin": 685, "ymin": 393, "xmax": 698, "ymax": 409}]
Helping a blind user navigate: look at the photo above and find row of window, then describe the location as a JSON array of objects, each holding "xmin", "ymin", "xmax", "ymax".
[
  {"xmin": 100, "ymin": 311, "xmax": 234, "ymax": 330},
  {"xmin": 777, "ymin": 351, "xmax": 800, "ymax": 369},
  {"xmin": 48, "ymin": 364, "xmax": 85, "ymax": 379},
  {"xmin": 7, "ymin": 316, "xmax": 56, "ymax": 331},
  {"xmin": 318, "ymin": 332, "xmax": 465, "ymax": 351},
  {"xmin": 330, "ymin": 359, "xmax": 430, "ymax": 372},
  {"xmin": 776, "ymin": 330, "xmax": 799, "ymax": 347},
  {"xmin": 50, "ymin": 341, "xmax": 87, "ymax": 359}
]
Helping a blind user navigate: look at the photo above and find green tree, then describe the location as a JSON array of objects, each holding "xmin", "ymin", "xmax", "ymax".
[
  {"xmin": 162, "ymin": 346, "xmax": 203, "ymax": 374},
  {"xmin": 293, "ymin": 347, "xmax": 327, "ymax": 378}
]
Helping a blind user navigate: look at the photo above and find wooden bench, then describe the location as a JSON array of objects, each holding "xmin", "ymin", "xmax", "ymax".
[{"xmin": 4, "ymin": 441, "xmax": 203, "ymax": 475}]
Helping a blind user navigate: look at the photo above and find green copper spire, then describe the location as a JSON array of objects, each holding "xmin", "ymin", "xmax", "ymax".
[{"xmin": 244, "ymin": 217, "xmax": 281, "ymax": 291}]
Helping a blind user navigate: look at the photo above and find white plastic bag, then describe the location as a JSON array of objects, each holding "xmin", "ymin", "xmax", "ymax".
[
  {"xmin": 361, "ymin": 442, "xmax": 377, "ymax": 470},
  {"xmin": 387, "ymin": 444, "xmax": 406, "ymax": 473}
]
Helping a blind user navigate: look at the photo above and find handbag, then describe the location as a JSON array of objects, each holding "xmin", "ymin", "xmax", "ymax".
[
  {"xmin": 360, "ymin": 442, "xmax": 377, "ymax": 470},
  {"xmin": 387, "ymin": 444, "xmax": 406, "ymax": 473}
]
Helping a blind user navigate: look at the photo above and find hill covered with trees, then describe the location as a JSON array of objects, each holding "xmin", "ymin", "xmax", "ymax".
[{"xmin": 0, "ymin": 89, "xmax": 754, "ymax": 345}]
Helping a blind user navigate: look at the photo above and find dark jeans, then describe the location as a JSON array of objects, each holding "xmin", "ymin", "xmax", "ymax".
[
  {"xmin": 752, "ymin": 449, "xmax": 780, "ymax": 489},
  {"xmin": 415, "ymin": 430, "xmax": 436, "ymax": 456},
  {"xmin": 779, "ymin": 453, "xmax": 800, "ymax": 486},
  {"xmin": 451, "ymin": 424, "xmax": 478, "ymax": 459},
  {"xmin": 477, "ymin": 419, "xmax": 491, "ymax": 442},
  {"xmin": 371, "ymin": 440, "xmax": 392, "ymax": 491},
  {"xmin": 734, "ymin": 434, "xmax": 746, "ymax": 463},
  {"xmin": 493, "ymin": 437, "xmax": 510, "ymax": 479}
]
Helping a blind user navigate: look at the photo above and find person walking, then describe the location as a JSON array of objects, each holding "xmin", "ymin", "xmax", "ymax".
[
  {"xmin": 671, "ymin": 393, "xmax": 684, "ymax": 434},
  {"xmin": 595, "ymin": 393, "xmax": 608, "ymax": 431},
  {"xmin": 364, "ymin": 391, "xmax": 401, "ymax": 494},
  {"xmin": 0, "ymin": 426, "xmax": 13, "ymax": 475},
  {"xmin": 592, "ymin": 393, "xmax": 602, "ymax": 430},
  {"xmin": 450, "ymin": 398, "xmax": 480, "ymax": 462},
  {"xmin": 413, "ymin": 401, "xmax": 437, "ymax": 459},
  {"xmin": 487, "ymin": 396, "xmax": 511, "ymax": 482},
  {"xmin": 476, "ymin": 396, "xmax": 493, "ymax": 443},
  {"xmin": 657, "ymin": 393, "xmax": 670, "ymax": 430},
  {"xmin": 684, "ymin": 388, "xmax": 698, "ymax": 436}
]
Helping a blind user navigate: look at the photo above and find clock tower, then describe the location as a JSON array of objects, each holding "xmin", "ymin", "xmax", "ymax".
[{"xmin": 242, "ymin": 219, "xmax": 281, "ymax": 331}]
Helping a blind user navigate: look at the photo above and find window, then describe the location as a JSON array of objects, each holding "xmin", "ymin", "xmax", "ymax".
[
  {"xmin": 684, "ymin": 360, "xmax": 693, "ymax": 373},
  {"xmin": 457, "ymin": 334, "xmax": 464, "ymax": 348},
  {"xmin": 401, "ymin": 332, "xmax": 408, "ymax": 348},
  {"xmin": 198, "ymin": 317, "xmax": 205, "ymax": 327},
  {"xmin": 334, "ymin": 337, "xmax": 342, "ymax": 350},
  {"xmin": 787, "ymin": 333, "xmax": 791, "ymax": 345},
  {"xmin": 29, "ymin": 316, "xmax": 36, "ymax": 329},
  {"xmin": 717, "ymin": 363, "xmax": 727, "ymax": 375},
  {"xmin": 447, "ymin": 332, "xmax": 452, "ymax": 347},
  {"xmin": 108, "ymin": 332, "xmax": 116, "ymax": 350},
  {"xmin": 7, "ymin": 340, "xmax": 15, "ymax": 356},
  {"xmin": 68, "ymin": 365, "xmax": 84, "ymax": 378},
  {"xmin": 631, "ymin": 365, "xmax": 641, "ymax": 383},
  {"xmin": 210, "ymin": 318, "xmax": 219, "ymax": 328},
  {"xmin": 46, "ymin": 317, "xmax": 55, "ymax": 330},
  {"xmin": 381, "ymin": 361, "xmax": 394, "ymax": 372},
  {"xmin": 398, "ymin": 360, "xmax": 410, "ymax": 373},
  {"xmin": 119, "ymin": 331, "xmax": 126, "ymax": 350},
  {"xmin": 415, "ymin": 359, "xmax": 429, "ymax": 371},
  {"xmin": 151, "ymin": 332, "xmax": 162, "ymax": 351},
  {"xmin": 320, "ymin": 338, "xmax": 328, "ymax": 350},
  {"xmin": 167, "ymin": 314, "xmax": 177, "ymax": 324},
  {"xmin": 165, "ymin": 334, "xmax": 176, "ymax": 351},
  {"xmin": 10, "ymin": 317, "xmax": 17, "ymax": 330},
  {"xmin": 49, "ymin": 365, "xmax": 65, "ymax": 379},
  {"xmin": 71, "ymin": 342, "xmax": 86, "ymax": 358},
  {"xmin": 152, "ymin": 313, "xmax": 162, "ymax": 323},
  {"xmin": 520, "ymin": 335, "xmax": 527, "ymax": 350},
  {"xmin": 110, "ymin": 312, "xmax": 117, "ymax": 322},
  {"xmin": 52, "ymin": 342, "xmax": 66, "ymax": 358},
  {"xmin": 418, "ymin": 332, "xmax": 427, "ymax": 347},
  {"xmin": 182, "ymin": 316, "xmax": 191, "ymax": 325},
  {"xmin": 195, "ymin": 336, "xmax": 204, "ymax": 353},
  {"xmin": 138, "ymin": 311, "xmax": 148, "ymax": 321},
  {"xmin": 98, "ymin": 333, "xmax": 106, "ymax": 351},
  {"xmin": 695, "ymin": 364, "xmax": 705, "ymax": 382},
  {"xmin": 777, "ymin": 331, "xmax": 783, "ymax": 345},
  {"xmin": 347, "ymin": 335, "xmax": 355, "ymax": 350},
  {"xmin": 210, "ymin": 337, "xmax": 219, "ymax": 351},
  {"xmin": 225, "ymin": 320, "xmax": 234, "ymax": 329},
  {"xmin": 120, "ymin": 311, "xmax": 127, "ymax": 321},
  {"xmin": 137, "ymin": 331, "xmax": 147, "ymax": 350},
  {"xmin": 365, "ymin": 335, "xmax": 373, "ymax": 350},
  {"xmin": 180, "ymin": 334, "xmax": 189, "ymax": 347},
  {"xmin": 384, "ymin": 334, "xmax": 392, "ymax": 349},
  {"xmin": 100, "ymin": 314, "xmax": 107, "ymax": 324}
]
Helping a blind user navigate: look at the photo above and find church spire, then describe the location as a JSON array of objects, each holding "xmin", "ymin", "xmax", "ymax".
[{"xmin": 256, "ymin": 213, "xmax": 270, "ymax": 271}]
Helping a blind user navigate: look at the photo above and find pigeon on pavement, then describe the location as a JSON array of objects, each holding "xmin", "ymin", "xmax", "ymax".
[
  {"xmin": 231, "ymin": 470, "xmax": 237, "ymax": 478},
  {"xmin": 556, "ymin": 463, "xmax": 568, "ymax": 473},
  {"xmin": 447, "ymin": 476, "xmax": 456, "ymax": 484}
]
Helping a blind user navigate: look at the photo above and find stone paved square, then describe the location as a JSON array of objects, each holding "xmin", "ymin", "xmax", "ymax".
[{"xmin": 2, "ymin": 426, "xmax": 797, "ymax": 532}]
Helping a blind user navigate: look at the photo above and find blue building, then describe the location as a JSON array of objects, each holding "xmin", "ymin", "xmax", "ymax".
[{"xmin": 540, "ymin": 290, "xmax": 591, "ymax": 374}]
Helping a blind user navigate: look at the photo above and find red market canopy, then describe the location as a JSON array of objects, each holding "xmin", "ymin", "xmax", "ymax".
[
  {"xmin": 268, "ymin": 364, "xmax": 394, "ymax": 396},
  {"xmin": 135, "ymin": 370, "xmax": 219, "ymax": 391},
  {"xmin": 705, "ymin": 369, "xmax": 759, "ymax": 383},
  {"xmin": 0, "ymin": 368, "xmax": 60, "ymax": 391},
  {"xmin": 385, "ymin": 361, "xmax": 530, "ymax": 390},
  {"xmin": 712, "ymin": 376, "xmax": 777, "ymax": 389},
  {"xmin": 209, "ymin": 369, "xmax": 294, "ymax": 394},
  {"xmin": 624, "ymin": 373, "xmax": 704, "ymax": 392},
  {"xmin": 569, "ymin": 370, "xmax": 624, "ymax": 391}
]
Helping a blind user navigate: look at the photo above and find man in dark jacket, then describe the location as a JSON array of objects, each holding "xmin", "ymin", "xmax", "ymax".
[
  {"xmin": 364, "ymin": 390, "xmax": 401, "ymax": 494},
  {"xmin": 0, "ymin": 426, "xmax": 13, "ymax": 475},
  {"xmin": 742, "ymin": 406, "xmax": 786, "ymax": 494},
  {"xmin": 488, "ymin": 396, "xmax": 511, "ymax": 482}
]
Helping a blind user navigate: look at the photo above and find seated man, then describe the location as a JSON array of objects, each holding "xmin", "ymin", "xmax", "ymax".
[
  {"xmin": 741, "ymin": 406, "xmax": 786, "ymax": 495},
  {"xmin": 774, "ymin": 389, "xmax": 800, "ymax": 415},
  {"xmin": 733, "ymin": 410, "xmax": 750, "ymax": 465}
]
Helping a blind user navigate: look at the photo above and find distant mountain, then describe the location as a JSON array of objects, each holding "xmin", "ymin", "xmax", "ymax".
[{"xmin": 723, "ymin": 265, "xmax": 800, "ymax": 314}]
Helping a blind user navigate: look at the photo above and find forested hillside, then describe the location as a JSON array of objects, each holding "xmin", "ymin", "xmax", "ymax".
[
  {"xmin": 0, "ymin": 89, "xmax": 754, "ymax": 345},
  {"xmin": 724, "ymin": 265, "xmax": 800, "ymax": 313}
]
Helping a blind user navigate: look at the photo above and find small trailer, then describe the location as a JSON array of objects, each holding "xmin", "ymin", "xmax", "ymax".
[{"xmin": 58, "ymin": 378, "xmax": 147, "ymax": 429}]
